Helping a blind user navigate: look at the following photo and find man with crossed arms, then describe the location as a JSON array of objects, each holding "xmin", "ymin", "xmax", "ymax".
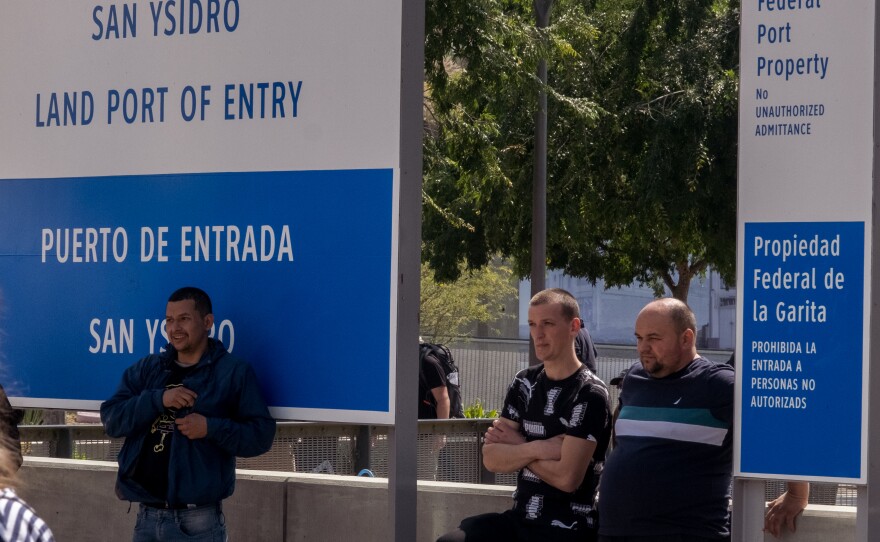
[{"xmin": 438, "ymin": 288, "xmax": 611, "ymax": 542}]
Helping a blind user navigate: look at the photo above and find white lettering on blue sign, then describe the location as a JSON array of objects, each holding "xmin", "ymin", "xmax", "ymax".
[
  {"xmin": 179, "ymin": 224, "xmax": 293, "ymax": 262},
  {"xmin": 753, "ymin": 234, "xmax": 840, "ymax": 262},
  {"xmin": 89, "ymin": 318, "xmax": 135, "ymax": 354},
  {"xmin": 90, "ymin": 317, "xmax": 235, "ymax": 355},
  {"xmin": 42, "ymin": 227, "xmax": 128, "ymax": 263},
  {"xmin": 41, "ymin": 224, "xmax": 294, "ymax": 264}
]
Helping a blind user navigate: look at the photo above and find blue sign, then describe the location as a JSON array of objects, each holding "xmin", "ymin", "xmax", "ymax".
[
  {"xmin": 741, "ymin": 221, "xmax": 864, "ymax": 479},
  {"xmin": 0, "ymin": 169, "xmax": 394, "ymax": 420}
]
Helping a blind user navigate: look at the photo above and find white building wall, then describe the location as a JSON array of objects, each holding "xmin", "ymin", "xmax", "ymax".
[{"xmin": 519, "ymin": 270, "xmax": 736, "ymax": 349}]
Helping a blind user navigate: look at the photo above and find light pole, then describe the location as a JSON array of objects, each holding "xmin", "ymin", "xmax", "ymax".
[{"xmin": 530, "ymin": 0, "xmax": 553, "ymax": 365}]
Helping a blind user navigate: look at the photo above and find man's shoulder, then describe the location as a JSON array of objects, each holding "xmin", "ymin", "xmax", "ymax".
[
  {"xmin": 690, "ymin": 356, "xmax": 735, "ymax": 385},
  {"xmin": 621, "ymin": 358, "xmax": 732, "ymax": 398},
  {"xmin": 420, "ymin": 349, "xmax": 443, "ymax": 368},
  {"xmin": 210, "ymin": 352, "xmax": 255, "ymax": 381},
  {"xmin": 515, "ymin": 363, "xmax": 544, "ymax": 379},
  {"xmin": 671, "ymin": 357, "xmax": 735, "ymax": 408},
  {"xmin": 206, "ymin": 340, "xmax": 249, "ymax": 366},
  {"xmin": 131, "ymin": 352, "xmax": 166, "ymax": 371},
  {"xmin": 570, "ymin": 364, "xmax": 609, "ymax": 396},
  {"xmin": 618, "ymin": 361, "xmax": 646, "ymax": 387}
]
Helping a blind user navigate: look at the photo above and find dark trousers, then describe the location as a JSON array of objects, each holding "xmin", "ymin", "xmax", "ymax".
[
  {"xmin": 438, "ymin": 510, "xmax": 596, "ymax": 542},
  {"xmin": 599, "ymin": 535, "xmax": 730, "ymax": 542}
]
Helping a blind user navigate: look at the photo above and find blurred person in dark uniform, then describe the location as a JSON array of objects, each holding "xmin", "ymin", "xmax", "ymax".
[{"xmin": 574, "ymin": 321, "xmax": 598, "ymax": 373}]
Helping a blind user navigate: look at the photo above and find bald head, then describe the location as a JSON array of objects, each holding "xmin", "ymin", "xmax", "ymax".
[
  {"xmin": 644, "ymin": 298, "xmax": 697, "ymax": 334},
  {"xmin": 634, "ymin": 298, "xmax": 698, "ymax": 378}
]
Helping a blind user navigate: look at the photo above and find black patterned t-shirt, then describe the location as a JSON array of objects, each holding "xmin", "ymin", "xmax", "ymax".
[{"xmin": 501, "ymin": 363, "xmax": 611, "ymax": 532}]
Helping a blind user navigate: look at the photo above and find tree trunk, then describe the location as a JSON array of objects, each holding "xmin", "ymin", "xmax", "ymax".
[
  {"xmin": 669, "ymin": 278, "xmax": 691, "ymax": 302},
  {"xmin": 662, "ymin": 260, "xmax": 705, "ymax": 303}
]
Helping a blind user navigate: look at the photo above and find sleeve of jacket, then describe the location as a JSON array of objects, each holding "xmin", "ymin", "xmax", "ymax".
[
  {"xmin": 100, "ymin": 358, "xmax": 165, "ymax": 438},
  {"xmin": 205, "ymin": 363, "xmax": 276, "ymax": 458}
]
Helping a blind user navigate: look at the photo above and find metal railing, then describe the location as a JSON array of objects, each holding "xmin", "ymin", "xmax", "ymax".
[{"xmin": 18, "ymin": 419, "xmax": 516, "ymax": 486}]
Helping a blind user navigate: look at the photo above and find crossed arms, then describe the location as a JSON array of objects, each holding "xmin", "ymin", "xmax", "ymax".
[{"xmin": 482, "ymin": 417, "xmax": 596, "ymax": 493}]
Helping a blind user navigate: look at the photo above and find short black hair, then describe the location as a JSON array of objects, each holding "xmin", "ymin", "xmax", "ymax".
[{"xmin": 168, "ymin": 287, "xmax": 213, "ymax": 317}]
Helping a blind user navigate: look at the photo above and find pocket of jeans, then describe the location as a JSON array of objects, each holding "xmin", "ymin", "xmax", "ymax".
[{"xmin": 175, "ymin": 509, "xmax": 217, "ymax": 538}]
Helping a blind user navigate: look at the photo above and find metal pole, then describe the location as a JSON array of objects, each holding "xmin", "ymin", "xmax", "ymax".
[
  {"xmin": 390, "ymin": 0, "xmax": 425, "ymax": 540},
  {"xmin": 529, "ymin": 0, "xmax": 553, "ymax": 365},
  {"xmin": 862, "ymin": 3, "xmax": 880, "ymax": 538},
  {"xmin": 731, "ymin": 478, "xmax": 765, "ymax": 542},
  {"xmin": 354, "ymin": 425, "xmax": 372, "ymax": 474}
]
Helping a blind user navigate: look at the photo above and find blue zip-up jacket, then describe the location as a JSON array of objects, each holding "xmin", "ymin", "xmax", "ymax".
[{"xmin": 100, "ymin": 339, "xmax": 276, "ymax": 506}]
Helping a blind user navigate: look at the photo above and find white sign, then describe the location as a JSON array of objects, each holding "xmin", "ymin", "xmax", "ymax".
[
  {"xmin": 0, "ymin": 1, "xmax": 406, "ymax": 424},
  {"xmin": 736, "ymin": 0, "xmax": 874, "ymax": 483}
]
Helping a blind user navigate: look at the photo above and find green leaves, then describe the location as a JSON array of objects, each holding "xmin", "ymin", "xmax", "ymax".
[
  {"xmin": 422, "ymin": 0, "xmax": 738, "ymax": 301},
  {"xmin": 464, "ymin": 399, "xmax": 499, "ymax": 419},
  {"xmin": 420, "ymin": 260, "xmax": 516, "ymax": 343}
]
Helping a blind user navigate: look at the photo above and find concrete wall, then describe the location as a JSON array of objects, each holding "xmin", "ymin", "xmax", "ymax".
[{"xmin": 17, "ymin": 457, "xmax": 854, "ymax": 541}]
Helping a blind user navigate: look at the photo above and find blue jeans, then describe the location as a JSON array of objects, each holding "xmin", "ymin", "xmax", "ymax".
[{"xmin": 133, "ymin": 503, "xmax": 227, "ymax": 542}]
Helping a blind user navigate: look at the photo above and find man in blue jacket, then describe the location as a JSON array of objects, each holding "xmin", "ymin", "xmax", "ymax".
[{"xmin": 101, "ymin": 286, "xmax": 276, "ymax": 542}]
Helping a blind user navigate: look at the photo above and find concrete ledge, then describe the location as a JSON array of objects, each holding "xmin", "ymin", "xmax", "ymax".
[
  {"xmin": 14, "ymin": 459, "xmax": 858, "ymax": 542},
  {"xmin": 268, "ymin": 472, "xmax": 512, "ymax": 540},
  {"xmin": 767, "ymin": 504, "xmax": 856, "ymax": 541},
  {"xmin": 19, "ymin": 458, "xmax": 135, "ymax": 541},
  {"xmin": 417, "ymin": 480, "xmax": 512, "ymax": 541}
]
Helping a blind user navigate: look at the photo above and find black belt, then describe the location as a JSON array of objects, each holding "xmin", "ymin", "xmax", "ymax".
[{"xmin": 143, "ymin": 502, "xmax": 211, "ymax": 510}]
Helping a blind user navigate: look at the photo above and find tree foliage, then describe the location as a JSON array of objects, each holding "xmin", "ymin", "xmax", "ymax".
[
  {"xmin": 422, "ymin": 0, "xmax": 739, "ymax": 302},
  {"xmin": 419, "ymin": 261, "xmax": 516, "ymax": 343}
]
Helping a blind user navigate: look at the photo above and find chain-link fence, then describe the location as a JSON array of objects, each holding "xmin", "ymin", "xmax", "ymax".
[{"xmin": 18, "ymin": 420, "xmax": 509, "ymax": 483}]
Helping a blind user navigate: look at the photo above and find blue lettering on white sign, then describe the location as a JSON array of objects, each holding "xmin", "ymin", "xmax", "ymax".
[
  {"xmin": 92, "ymin": 3, "xmax": 137, "ymax": 40},
  {"xmin": 150, "ymin": 0, "xmax": 240, "ymax": 37}
]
